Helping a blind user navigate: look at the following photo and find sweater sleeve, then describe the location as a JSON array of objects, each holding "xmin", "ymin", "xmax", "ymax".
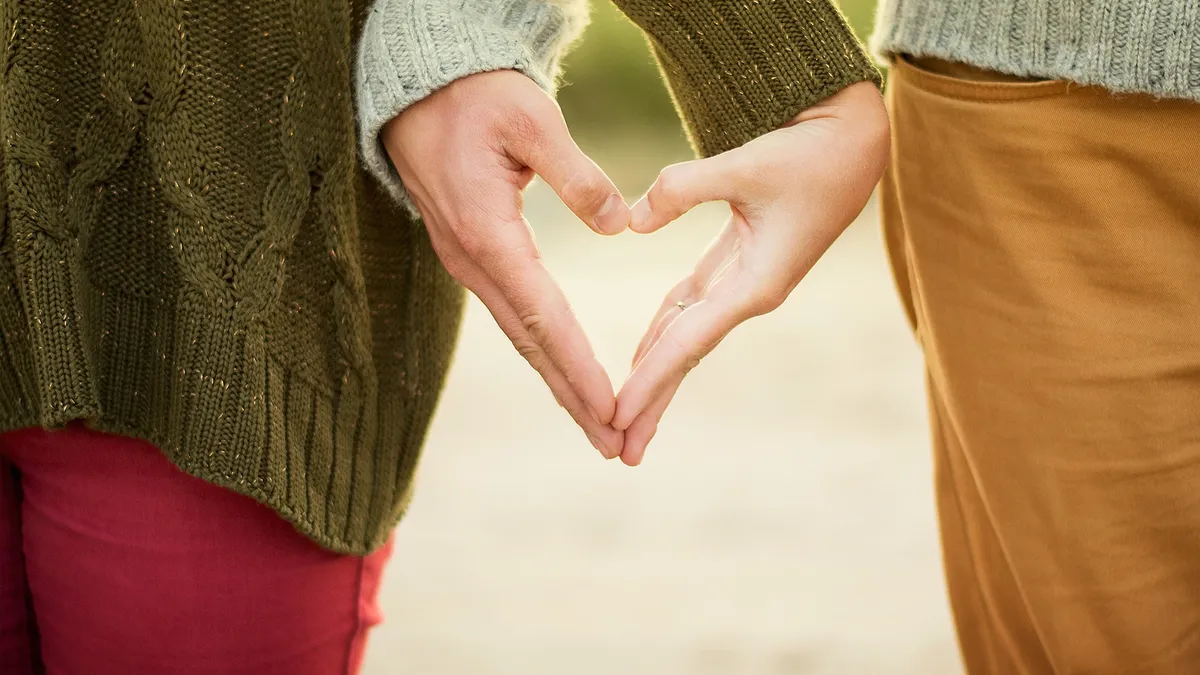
[
  {"xmin": 355, "ymin": 0, "xmax": 589, "ymax": 207},
  {"xmin": 609, "ymin": 0, "xmax": 882, "ymax": 158}
]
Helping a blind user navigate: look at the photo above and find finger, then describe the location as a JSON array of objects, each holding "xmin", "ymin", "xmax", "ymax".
[
  {"xmin": 540, "ymin": 352, "xmax": 625, "ymax": 459},
  {"xmin": 632, "ymin": 303, "xmax": 682, "ymax": 371},
  {"xmin": 467, "ymin": 266, "xmax": 624, "ymax": 458},
  {"xmin": 632, "ymin": 224, "xmax": 740, "ymax": 368},
  {"xmin": 454, "ymin": 209, "xmax": 617, "ymax": 427},
  {"xmin": 506, "ymin": 103, "xmax": 629, "ymax": 236},
  {"xmin": 631, "ymin": 278, "xmax": 694, "ymax": 369},
  {"xmin": 615, "ymin": 290, "xmax": 749, "ymax": 431},
  {"xmin": 630, "ymin": 150, "xmax": 748, "ymax": 234},
  {"xmin": 620, "ymin": 373, "xmax": 683, "ymax": 467},
  {"xmin": 477, "ymin": 229, "xmax": 618, "ymax": 427}
]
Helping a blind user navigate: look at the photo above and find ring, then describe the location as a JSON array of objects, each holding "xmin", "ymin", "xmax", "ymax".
[{"xmin": 676, "ymin": 301, "xmax": 688, "ymax": 311}]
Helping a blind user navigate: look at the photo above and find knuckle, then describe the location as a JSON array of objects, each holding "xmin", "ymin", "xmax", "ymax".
[
  {"xmin": 520, "ymin": 312, "xmax": 551, "ymax": 347},
  {"xmin": 439, "ymin": 255, "xmax": 469, "ymax": 281},
  {"xmin": 454, "ymin": 229, "xmax": 487, "ymax": 260},
  {"xmin": 745, "ymin": 281, "xmax": 790, "ymax": 315},
  {"xmin": 512, "ymin": 337, "xmax": 554, "ymax": 380},
  {"xmin": 445, "ymin": 216, "xmax": 508, "ymax": 266},
  {"xmin": 432, "ymin": 243, "xmax": 472, "ymax": 281},
  {"xmin": 500, "ymin": 98, "xmax": 557, "ymax": 144},
  {"xmin": 651, "ymin": 167, "xmax": 687, "ymax": 212},
  {"xmin": 560, "ymin": 173, "xmax": 609, "ymax": 213},
  {"xmin": 445, "ymin": 219, "xmax": 490, "ymax": 262},
  {"xmin": 498, "ymin": 105, "xmax": 544, "ymax": 145},
  {"xmin": 514, "ymin": 338, "xmax": 544, "ymax": 365}
]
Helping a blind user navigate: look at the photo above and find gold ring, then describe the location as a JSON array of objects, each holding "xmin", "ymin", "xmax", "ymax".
[{"xmin": 676, "ymin": 301, "xmax": 687, "ymax": 311}]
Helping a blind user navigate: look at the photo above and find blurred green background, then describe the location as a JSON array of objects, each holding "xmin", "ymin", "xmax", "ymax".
[{"xmin": 558, "ymin": 0, "xmax": 879, "ymax": 176}]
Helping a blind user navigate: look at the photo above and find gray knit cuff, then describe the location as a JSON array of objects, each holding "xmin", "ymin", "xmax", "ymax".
[{"xmin": 356, "ymin": 0, "xmax": 588, "ymax": 213}]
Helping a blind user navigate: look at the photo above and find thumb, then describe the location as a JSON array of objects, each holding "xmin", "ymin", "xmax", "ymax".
[
  {"xmin": 506, "ymin": 105, "xmax": 629, "ymax": 236},
  {"xmin": 630, "ymin": 151, "xmax": 746, "ymax": 234}
]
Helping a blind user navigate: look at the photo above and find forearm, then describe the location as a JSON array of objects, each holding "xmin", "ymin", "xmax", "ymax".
[
  {"xmin": 608, "ymin": 0, "xmax": 881, "ymax": 157},
  {"xmin": 355, "ymin": 0, "xmax": 589, "ymax": 207}
]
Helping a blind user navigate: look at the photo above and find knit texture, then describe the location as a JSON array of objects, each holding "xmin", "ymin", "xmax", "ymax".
[
  {"xmin": 0, "ymin": 0, "xmax": 875, "ymax": 555},
  {"xmin": 611, "ymin": 0, "xmax": 882, "ymax": 158},
  {"xmin": 357, "ymin": 0, "xmax": 590, "ymax": 212},
  {"xmin": 872, "ymin": 0, "xmax": 1200, "ymax": 102},
  {"xmin": 1, "ymin": 0, "xmax": 464, "ymax": 555}
]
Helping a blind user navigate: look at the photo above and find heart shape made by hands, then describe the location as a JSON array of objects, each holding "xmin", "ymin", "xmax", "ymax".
[{"xmin": 383, "ymin": 70, "xmax": 888, "ymax": 467}]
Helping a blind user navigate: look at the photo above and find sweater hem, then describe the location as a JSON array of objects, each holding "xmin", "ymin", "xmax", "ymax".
[
  {"xmin": 870, "ymin": 0, "xmax": 1200, "ymax": 103},
  {"xmin": 108, "ymin": 418, "xmax": 409, "ymax": 556},
  {"xmin": 0, "ymin": 285, "xmax": 433, "ymax": 557},
  {"xmin": 0, "ymin": 411, "xmax": 409, "ymax": 557}
]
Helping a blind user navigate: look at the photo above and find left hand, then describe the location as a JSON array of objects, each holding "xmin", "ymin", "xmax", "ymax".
[{"xmin": 612, "ymin": 81, "xmax": 891, "ymax": 466}]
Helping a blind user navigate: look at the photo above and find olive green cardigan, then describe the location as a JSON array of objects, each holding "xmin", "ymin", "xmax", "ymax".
[{"xmin": 0, "ymin": 0, "xmax": 877, "ymax": 554}]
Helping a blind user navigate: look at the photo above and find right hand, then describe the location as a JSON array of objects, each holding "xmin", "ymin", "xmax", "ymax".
[
  {"xmin": 614, "ymin": 81, "xmax": 890, "ymax": 466},
  {"xmin": 381, "ymin": 70, "xmax": 630, "ymax": 458}
]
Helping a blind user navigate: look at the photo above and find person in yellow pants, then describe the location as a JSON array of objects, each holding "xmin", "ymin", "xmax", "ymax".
[{"xmin": 881, "ymin": 54, "xmax": 1200, "ymax": 673}]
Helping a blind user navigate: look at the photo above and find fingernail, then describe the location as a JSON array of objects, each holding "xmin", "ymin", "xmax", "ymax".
[{"xmin": 593, "ymin": 194, "xmax": 629, "ymax": 235}]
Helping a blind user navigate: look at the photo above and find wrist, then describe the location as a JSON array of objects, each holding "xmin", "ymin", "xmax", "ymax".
[
  {"xmin": 356, "ymin": 0, "xmax": 585, "ymax": 211},
  {"xmin": 789, "ymin": 81, "xmax": 890, "ymax": 172},
  {"xmin": 790, "ymin": 82, "xmax": 887, "ymax": 127}
]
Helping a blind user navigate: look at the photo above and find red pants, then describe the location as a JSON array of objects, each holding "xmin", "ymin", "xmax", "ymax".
[{"xmin": 0, "ymin": 425, "xmax": 393, "ymax": 675}]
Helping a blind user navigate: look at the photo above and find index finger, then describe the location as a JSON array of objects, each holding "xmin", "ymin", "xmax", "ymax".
[
  {"xmin": 470, "ymin": 273, "xmax": 625, "ymax": 457},
  {"xmin": 480, "ymin": 223, "xmax": 618, "ymax": 426},
  {"xmin": 614, "ymin": 292, "xmax": 749, "ymax": 431}
]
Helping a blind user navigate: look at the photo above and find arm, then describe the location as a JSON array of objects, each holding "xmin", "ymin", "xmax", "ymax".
[
  {"xmin": 356, "ymin": 0, "xmax": 633, "ymax": 458},
  {"xmin": 356, "ymin": 0, "xmax": 886, "ymax": 462},
  {"xmin": 355, "ymin": 0, "xmax": 591, "ymax": 208},
  {"xmin": 608, "ymin": 2, "xmax": 889, "ymax": 464},
  {"xmin": 609, "ymin": 0, "xmax": 882, "ymax": 158}
]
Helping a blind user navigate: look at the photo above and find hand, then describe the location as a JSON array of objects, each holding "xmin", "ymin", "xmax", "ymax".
[
  {"xmin": 381, "ymin": 70, "xmax": 631, "ymax": 458},
  {"xmin": 613, "ymin": 81, "xmax": 891, "ymax": 465}
]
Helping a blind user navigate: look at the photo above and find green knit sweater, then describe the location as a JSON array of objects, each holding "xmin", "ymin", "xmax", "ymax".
[{"xmin": 0, "ymin": 0, "xmax": 878, "ymax": 555}]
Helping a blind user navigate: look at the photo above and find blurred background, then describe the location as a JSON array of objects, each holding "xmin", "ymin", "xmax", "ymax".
[{"xmin": 364, "ymin": 3, "xmax": 962, "ymax": 674}]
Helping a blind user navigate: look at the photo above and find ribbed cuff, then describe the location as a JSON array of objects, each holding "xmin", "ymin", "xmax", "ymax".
[
  {"xmin": 355, "ymin": 0, "xmax": 588, "ymax": 213},
  {"xmin": 614, "ymin": 0, "xmax": 882, "ymax": 158}
]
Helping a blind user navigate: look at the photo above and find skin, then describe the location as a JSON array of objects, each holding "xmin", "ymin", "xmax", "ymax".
[
  {"xmin": 383, "ymin": 72, "xmax": 889, "ymax": 465},
  {"xmin": 615, "ymin": 81, "xmax": 891, "ymax": 465},
  {"xmin": 382, "ymin": 71, "xmax": 630, "ymax": 458}
]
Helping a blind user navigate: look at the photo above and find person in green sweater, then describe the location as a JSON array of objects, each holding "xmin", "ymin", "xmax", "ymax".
[{"xmin": 0, "ymin": 0, "xmax": 886, "ymax": 671}]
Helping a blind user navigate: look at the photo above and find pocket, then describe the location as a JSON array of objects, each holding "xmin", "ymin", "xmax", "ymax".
[{"xmin": 893, "ymin": 54, "xmax": 1071, "ymax": 103}]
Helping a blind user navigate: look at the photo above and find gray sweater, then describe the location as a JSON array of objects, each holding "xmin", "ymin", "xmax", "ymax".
[
  {"xmin": 356, "ymin": 0, "xmax": 587, "ymax": 208},
  {"xmin": 871, "ymin": 0, "xmax": 1200, "ymax": 102},
  {"xmin": 355, "ymin": 0, "xmax": 1200, "ymax": 203}
]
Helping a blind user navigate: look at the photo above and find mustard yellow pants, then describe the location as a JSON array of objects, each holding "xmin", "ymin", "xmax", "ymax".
[{"xmin": 882, "ymin": 56, "xmax": 1200, "ymax": 674}]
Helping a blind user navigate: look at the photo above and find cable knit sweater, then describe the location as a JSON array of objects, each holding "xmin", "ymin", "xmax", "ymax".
[
  {"xmin": 0, "ymin": 0, "xmax": 877, "ymax": 555},
  {"xmin": 872, "ymin": 0, "xmax": 1200, "ymax": 102}
]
